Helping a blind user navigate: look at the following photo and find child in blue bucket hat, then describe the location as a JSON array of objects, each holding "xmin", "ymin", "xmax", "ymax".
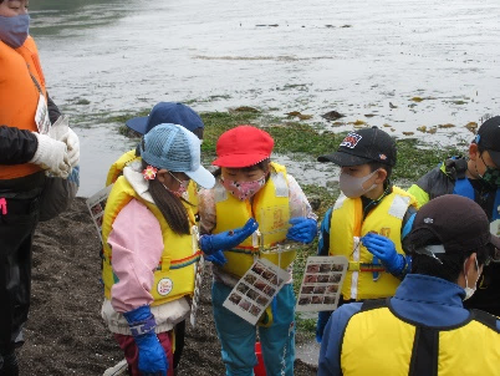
[{"xmin": 100, "ymin": 124, "xmax": 214, "ymax": 376}]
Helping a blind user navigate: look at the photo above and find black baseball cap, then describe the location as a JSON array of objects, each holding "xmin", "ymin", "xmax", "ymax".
[
  {"xmin": 318, "ymin": 127, "xmax": 397, "ymax": 167},
  {"xmin": 476, "ymin": 116, "xmax": 500, "ymax": 167},
  {"xmin": 126, "ymin": 102, "xmax": 204, "ymax": 135},
  {"xmin": 406, "ymin": 195, "xmax": 500, "ymax": 257}
]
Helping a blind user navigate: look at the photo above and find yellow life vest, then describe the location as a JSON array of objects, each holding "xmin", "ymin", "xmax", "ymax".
[
  {"xmin": 105, "ymin": 151, "xmax": 199, "ymax": 208},
  {"xmin": 105, "ymin": 150, "xmax": 138, "ymax": 186},
  {"xmin": 101, "ymin": 176, "xmax": 199, "ymax": 306},
  {"xmin": 0, "ymin": 37, "xmax": 46, "ymax": 180},
  {"xmin": 341, "ymin": 300, "xmax": 500, "ymax": 375},
  {"xmin": 213, "ymin": 162, "xmax": 294, "ymax": 277},
  {"xmin": 329, "ymin": 187, "xmax": 417, "ymax": 301}
]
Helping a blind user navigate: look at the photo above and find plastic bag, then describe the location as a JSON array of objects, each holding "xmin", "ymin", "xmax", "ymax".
[
  {"xmin": 39, "ymin": 116, "xmax": 80, "ymax": 221},
  {"xmin": 39, "ymin": 165, "xmax": 79, "ymax": 221}
]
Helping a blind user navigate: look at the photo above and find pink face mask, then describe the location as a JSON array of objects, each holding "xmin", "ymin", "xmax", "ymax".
[
  {"xmin": 163, "ymin": 182, "xmax": 188, "ymax": 197},
  {"xmin": 163, "ymin": 172, "xmax": 190, "ymax": 197},
  {"xmin": 221, "ymin": 176, "xmax": 266, "ymax": 201}
]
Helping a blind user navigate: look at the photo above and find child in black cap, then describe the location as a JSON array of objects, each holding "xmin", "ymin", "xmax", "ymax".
[
  {"xmin": 315, "ymin": 126, "xmax": 418, "ymax": 343},
  {"xmin": 408, "ymin": 115, "xmax": 500, "ymax": 316}
]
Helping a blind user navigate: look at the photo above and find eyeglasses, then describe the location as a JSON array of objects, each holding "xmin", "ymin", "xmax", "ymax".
[{"xmin": 168, "ymin": 171, "xmax": 190, "ymax": 186}]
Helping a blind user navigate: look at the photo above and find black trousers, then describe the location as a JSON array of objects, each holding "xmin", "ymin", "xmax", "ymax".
[
  {"xmin": 0, "ymin": 195, "xmax": 39, "ymax": 355},
  {"xmin": 173, "ymin": 320, "xmax": 186, "ymax": 369}
]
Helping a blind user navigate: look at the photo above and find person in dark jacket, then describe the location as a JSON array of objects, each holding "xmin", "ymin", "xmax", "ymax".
[
  {"xmin": 318, "ymin": 195, "xmax": 500, "ymax": 376},
  {"xmin": 408, "ymin": 116, "xmax": 500, "ymax": 316},
  {"xmin": 0, "ymin": 1, "xmax": 79, "ymax": 374}
]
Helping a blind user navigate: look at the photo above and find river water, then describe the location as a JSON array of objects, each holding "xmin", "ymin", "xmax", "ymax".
[{"xmin": 29, "ymin": 0, "xmax": 500, "ymax": 196}]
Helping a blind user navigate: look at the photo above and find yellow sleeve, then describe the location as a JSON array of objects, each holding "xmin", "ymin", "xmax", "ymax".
[{"xmin": 407, "ymin": 184, "xmax": 430, "ymax": 209}]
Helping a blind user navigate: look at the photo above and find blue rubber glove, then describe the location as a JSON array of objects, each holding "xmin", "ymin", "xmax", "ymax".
[
  {"xmin": 199, "ymin": 218, "xmax": 259, "ymax": 255},
  {"xmin": 123, "ymin": 306, "xmax": 168, "ymax": 376},
  {"xmin": 316, "ymin": 311, "xmax": 332, "ymax": 344},
  {"xmin": 361, "ymin": 233, "xmax": 404, "ymax": 275},
  {"xmin": 204, "ymin": 250, "xmax": 228, "ymax": 266},
  {"xmin": 286, "ymin": 217, "xmax": 317, "ymax": 244}
]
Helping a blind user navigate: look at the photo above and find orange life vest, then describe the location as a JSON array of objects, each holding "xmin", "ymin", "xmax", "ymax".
[{"xmin": 0, "ymin": 37, "xmax": 47, "ymax": 180}]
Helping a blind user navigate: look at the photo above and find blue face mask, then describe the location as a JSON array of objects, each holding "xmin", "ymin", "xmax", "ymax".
[{"xmin": 0, "ymin": 14, "xmax": 30, "ymax": 49}]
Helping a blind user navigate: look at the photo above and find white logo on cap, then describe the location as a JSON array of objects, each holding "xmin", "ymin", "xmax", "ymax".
[{"xmin": 423, "ymin": 217, "xmax": 434, "ymax": 224}]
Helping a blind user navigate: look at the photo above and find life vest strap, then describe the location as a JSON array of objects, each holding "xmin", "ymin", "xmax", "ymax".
[
  {"xmin": 348, "ymin": 261, "xmax": 386, "ymax": 272},
  {"xmin": 102, "ymin": 251, "xmax": 202, "ymax": 271},
  {"xmin": 226, "ymin": 248, "xmax": 260, "ymax": 256}
]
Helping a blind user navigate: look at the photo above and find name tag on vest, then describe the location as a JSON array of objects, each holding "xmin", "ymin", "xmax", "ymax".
[{"xmin": 35, "ymin": 93, "xmax": 51, "ymax": 134}]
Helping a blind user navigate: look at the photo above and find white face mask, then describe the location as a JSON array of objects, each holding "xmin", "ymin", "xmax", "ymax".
[
  {"xmin": 339, "ymin": 169, "xmax": 378, "ymax": 198},
  {"xmin": 463, "ymin": 257, "xmax": 480, "ymax": 301}
]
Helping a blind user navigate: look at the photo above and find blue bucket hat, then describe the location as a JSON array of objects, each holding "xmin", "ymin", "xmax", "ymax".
[
  {"xmin": 140, "ymin": 123, "xmax": 215, "ymax": 189},
  {"xmin": 126, "ymin": 102, "xmax": 204, "ymax": 135}
]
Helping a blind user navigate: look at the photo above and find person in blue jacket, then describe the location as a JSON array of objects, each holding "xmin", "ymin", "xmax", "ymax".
[
  {"xmin": 318, "ymin": 194, "xmax": 500, "ymax": 376},
  {"xmin": 408, "ymin": 116, "xmax": 500, "ymax": 316}
]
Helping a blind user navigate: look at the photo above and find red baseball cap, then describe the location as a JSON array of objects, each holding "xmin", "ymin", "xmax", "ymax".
[{"xmin": 213, "ymin": 125, "xmax": 274, "ymax": 168}]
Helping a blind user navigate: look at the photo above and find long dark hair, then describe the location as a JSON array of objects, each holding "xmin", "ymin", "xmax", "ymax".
[{"xmin": 142, "ymin": 160, "xmax": 191, "ymax": 235}]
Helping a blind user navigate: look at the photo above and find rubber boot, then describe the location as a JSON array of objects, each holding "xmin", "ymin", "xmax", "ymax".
[{"xmin": 0, "ymin": 352, "xmax": 19, "ymax": 376}]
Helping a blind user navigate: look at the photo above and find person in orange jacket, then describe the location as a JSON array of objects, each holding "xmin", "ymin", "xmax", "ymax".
[{"xmin": 0, "ymin": 1, "xmax": 79, "ymax": 374}]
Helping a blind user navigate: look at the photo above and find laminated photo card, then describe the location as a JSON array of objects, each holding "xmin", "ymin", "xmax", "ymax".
[
  {"xmin": 295, "ymin": 256, "xmax": 349, "ymax": 312},
  {"xmin": 223, "ymin": 258, "xmax": 291, "ymax": 326},
  {"xmin": 86, "ymin": 185, "xmax": 113, "ymax": 243}
]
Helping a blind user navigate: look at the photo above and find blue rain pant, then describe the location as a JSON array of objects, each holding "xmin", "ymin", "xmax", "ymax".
[{"xmin": 212, "ymin": 281, "xmax": 296, "ymax": 376}]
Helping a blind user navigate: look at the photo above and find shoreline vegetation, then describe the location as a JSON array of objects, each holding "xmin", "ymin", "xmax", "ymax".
[{"xmin": 94, "ymin": 106, "xmax": 463, "ymax": 338}]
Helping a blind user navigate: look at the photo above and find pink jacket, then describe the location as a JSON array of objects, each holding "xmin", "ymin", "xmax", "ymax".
[{"xmin": 107, "ymin": 198, "xmax": 163, "ymax": 313}]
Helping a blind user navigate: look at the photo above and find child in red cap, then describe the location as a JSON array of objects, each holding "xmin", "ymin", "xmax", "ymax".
[{"xmin": 198, "ymin": 125, "xmax": 318, "ymax": 376}]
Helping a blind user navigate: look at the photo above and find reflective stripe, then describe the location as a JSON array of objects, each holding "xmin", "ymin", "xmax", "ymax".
[
  {"xmin": 351, "ymin": 237, "xmax": 361, "ymax": 300},
  {"xmin": 388, "ymin": 195, "xmax": 411, "ymax": 220}
]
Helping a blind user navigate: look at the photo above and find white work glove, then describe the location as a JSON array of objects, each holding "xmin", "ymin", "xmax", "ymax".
[
  {"xmin": 30, "ymin": 132, "xmax": 71, "ymax": 178},
  {"xmin": 61, "ymin": 127, "xmax": 80, "ymax": 168},
  {"xmin": 49, "ymin": 115, "xmax": 80, "ymax": 169}
]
